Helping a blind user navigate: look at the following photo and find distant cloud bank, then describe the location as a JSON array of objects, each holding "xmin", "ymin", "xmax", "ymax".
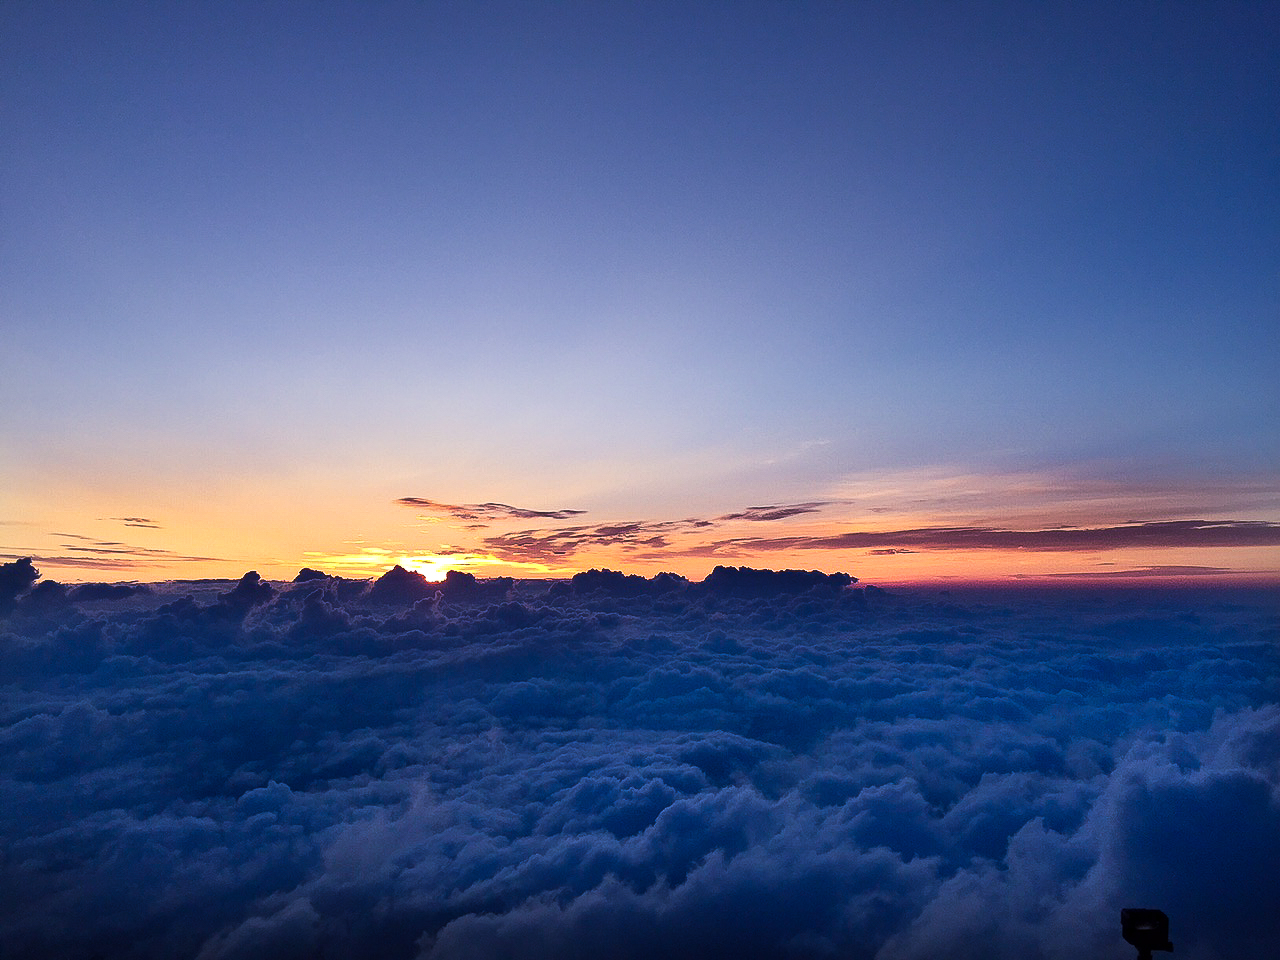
[
  {"xmin": 474, "ymin": 514, "xmax": 1280, "ymax": 567},
  {"xmin": 1, "ymin": 559, "xmax": 1276, "ymax": 959},
  {"xmin": 708, "ymin": 519, "xmax": 1280, "ymax": 553}
]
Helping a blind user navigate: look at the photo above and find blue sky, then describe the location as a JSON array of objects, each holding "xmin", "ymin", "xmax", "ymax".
[{"xmin": 2, "ymin": 1, "xmax": 1277, "ymax": 582}]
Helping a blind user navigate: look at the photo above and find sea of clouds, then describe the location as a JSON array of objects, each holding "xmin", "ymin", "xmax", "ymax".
[{"xmin": 2, "ymin": 560, "xmax": 1277, "ymax": 960}]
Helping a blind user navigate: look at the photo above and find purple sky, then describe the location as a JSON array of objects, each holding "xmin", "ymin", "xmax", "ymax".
[{"xmin": 2, "ymin": 1, "xmax": 1277, "ymax": 583}]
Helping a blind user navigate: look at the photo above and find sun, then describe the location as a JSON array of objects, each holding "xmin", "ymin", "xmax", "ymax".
[
  {"xmin": 397, "ymin": 555, "xmax": 460, "ymax": 581},
  {"xmin": 300, "ymin": 546, "xmax": 475, "ymax": 581}
]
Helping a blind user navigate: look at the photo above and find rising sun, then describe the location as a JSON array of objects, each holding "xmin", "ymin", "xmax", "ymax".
[{"xmin": 395, "ymin": 555, "xmax": 463, "ymax": 581}]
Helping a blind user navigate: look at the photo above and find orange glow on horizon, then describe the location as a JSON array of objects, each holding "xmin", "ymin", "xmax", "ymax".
[
  {"xmin": 298, "ymin": 546, "xmax": 564, "ymax": 583},
  {"xmin": 8, "ymin": 463, "xmax": 1276, "ymax": 588}
]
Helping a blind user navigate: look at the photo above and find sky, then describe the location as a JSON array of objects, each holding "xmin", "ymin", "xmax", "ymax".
[{"xmin": 2, "ymin": 0, "xmax": 1278, "ymax": 585}]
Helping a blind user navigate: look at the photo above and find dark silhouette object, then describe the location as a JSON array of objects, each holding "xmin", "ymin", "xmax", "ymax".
[
  {"xmin": 17, "ymin": 579, "xmax": 68, "ymax": 613},
  {"xmin": 571, "ymin": 568, "xmax": 665, "ymax": 597},
  {"xmin": 368, "ymin": 564, "xmax": 432, "ymax": 604},
  {"xmin": 218, "ymin": 571, "xmax": 275, "ymax": 611},
  {"xmin": 438, "ymin": 570, "xmax": 513, "ymax": 602},
  {"xmin": 68, "ymin": 582, "xmax": 150, "ymax": 602},
  {"xmin": 700, "ymin": 564, "xmax": 854, "ymax": 599},
  {"xmin": 1122, "ymin": 908, "xmax": 1173, "ymax": 960},
  {"xmin": 0, "ymin": 557, "xmax": 40, "ymax": 613}
]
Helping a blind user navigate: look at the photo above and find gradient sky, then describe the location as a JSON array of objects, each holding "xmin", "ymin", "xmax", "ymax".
[{"xmin": 3, "ymin": 0, "xmax": 1278, "ymax": 584}]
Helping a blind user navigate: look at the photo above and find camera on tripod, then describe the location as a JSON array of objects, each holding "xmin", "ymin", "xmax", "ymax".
[{"xmin": 1122, "ymin": 908, "xmax": 1173, "ymax": 959}]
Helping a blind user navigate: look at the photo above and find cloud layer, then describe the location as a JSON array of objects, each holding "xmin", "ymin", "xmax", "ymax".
[
  {"xmin": 705, "ymin": 520, "xmax": 1280, "ymax": 555},
  {"xmin": 1, "ymin": 561, "xmax": 1277, "ymax": 959},
  {"xmin": 454, "ymin": 511, "xmax": 1280, "ymax": 569}
]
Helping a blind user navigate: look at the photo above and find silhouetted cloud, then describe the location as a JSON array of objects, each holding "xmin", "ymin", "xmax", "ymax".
[
  {"xmin": 478, "ymin": 515, "xmax": 1280, "ymax": 567},
  {"xmin": 2, "ymin": 566, "xmax": 1276, "ymax": 959},
  {"xmin": 697, "ymin": 519, "xmax": 1280, "ymax": 555},
  {"xmin": 1, "ymin": 534, "xmax": 226, "ymax": 571},
  {"xmin": 717, "ymin": 502, "xmax": 833, "ymax": 522},
  {"xmin": 1034, "ymin": 564, "xmax": 1237, "ymax": 579},
  {"xmin": 110, "ymin": 516, "xmax": 161, "ymax": 529},
  {"xmin": 569, "ymin": 568, "xmax": 689, "ymax": 597},
  {"xmin": 0, "ymin": 557, "xmax": 39, "ymax": 613},
  {"xmin": 368, "ymin": 563, "xmax": 434, "ymax": 604},
  {"xmin": 395, "ymin": 498, "xmax": 587, "ymax": 523},
  {"xmin": 67, "ymin": 582, "xmax": 152, "ymax": 601},
  {"xmin": 0, "ymin": 552, "xmax": 159, "ymax": 570},
  {"xmin": 700, "ymin": 564, "xmax": 854, "ymax": 598},
  {"xmin": 483, "ymin": 519, "xmax": 709, "ymax": 563},
  {"xmin": 478, "ymin": 503, "xmax": 837, "ymax": 564}
]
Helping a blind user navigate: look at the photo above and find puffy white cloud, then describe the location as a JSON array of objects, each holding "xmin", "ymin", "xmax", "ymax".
[{"xmin": 0, "ymin": 573, "xmax": 1276, "ymax": 959}]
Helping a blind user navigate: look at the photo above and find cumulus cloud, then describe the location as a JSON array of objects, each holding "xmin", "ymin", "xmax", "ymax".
[
  {"xmin": 1, "ymin": 566, "xmax": 1276, "ymax": 959},
  {"xmin": 0, "ymin": 557, "xmax": 39, "ymax": 613},
  {"xmin": 67, "ymin": 581, "xmax": 151, "ymax": 601}
]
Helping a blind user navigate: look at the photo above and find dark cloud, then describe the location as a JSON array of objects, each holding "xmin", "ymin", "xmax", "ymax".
[
  {"xmin": 67, "ymin": 582, "xmax": 152, "ymax": 602},
  {"xmin": 479, "ymin": 505, "xmax": 831, "ymax": 565},
  {"xmin": 0, "ymin": 552, "xmax": 159, "ymax": 570},
  {"xmin": 1, "ymin": 567, "xmax": 1276, "ymax": 959},
  {"xmin": 1035, "ymin": 565, "xmax": 1237, "ymax": 580},
  {"xmin": 367, "ymin": 565, "xmax": 516, "ymax": 605},
  {"xmin": 218, "ymin": 571, "xmax": 275, "ymax": 612},
  {"xmin": 395, "ymin": 498, "xmax": 587, "ymax": 522},
  {"xmin": 717, "ymin": 502, "xmax": 833, "ymax": 522},
  {"xmin": 699, "ymin": 520, "xmax": 1280, "ymax": 555},
  {"xmin": 475, "ymin": 510, "xmax": 1280, "ymax": 568},
  {"xmin": 413, "ymin": 502, "xmax": 832, "ymax": 564},
  {"xmin": 569, "ymin": 568, "xmax": 689, "ymax": 598},
  {"xmin": 0, "ymin": 557, "xmax": 39, "ymax": 613},
  {"xmin": 483, "ymin": 518, "xmax": 712, "ymax": 563},
  {"xmin": 700, "ymin": 565, "xmax": 854, "ymax": 599},
  {"xmin": 368, "ymin": 563, "xmax": 435, "ymax": 604},
  {"xmin": 0, "ymin": 535, "xmax": 226, "ymax": 571},
  {"xmin": 110, "ymin": 517, "xmax": 162, "ymax": 529}
]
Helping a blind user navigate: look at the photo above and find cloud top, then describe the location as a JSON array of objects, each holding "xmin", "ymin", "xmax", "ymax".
[{"xmin": 1, "ymin": 567, "xmax": 1276, "ymax": 959}]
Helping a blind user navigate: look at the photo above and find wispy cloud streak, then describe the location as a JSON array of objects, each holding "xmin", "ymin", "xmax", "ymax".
[
  {"xmin": 699, "ymin": 519, "xmax": 1280, "ymax": 555},
  {"xmin": 1034, "ymin": 564, "xmax": 1237, "ymax": 579},
  {"xmin": 718, "ymin": 502, "xmax": 834, "ymax": 522},
  {"xmin": 480, "ymin": 518, "xmax": 1280, "ymax": 565},
  {"xmin": 2, "ymin": 532, "xmax": 226, "ymax": 570},
  {"xmin": 110, "ymin": 516, "xmax": 162, "ymax": 529},
  {"xmin": 396, "ymin": 498, "xmax": 587, "ymax": 523},
  {"xmin": 477, "ymin": 503, "xmax": 838, "ymax": 564}
]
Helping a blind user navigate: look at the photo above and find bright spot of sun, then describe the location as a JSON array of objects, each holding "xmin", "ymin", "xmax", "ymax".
[
  {"xmin": 301, "ymin": 545, "xmax": 558, "ymax": 580},
  {"xmin": 398, "ymin": 555, "xmax": 460, "ymax": 581},
  {"xmin": 300, "ymin": 546, "xmax": 466, "ymax": 580}
]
